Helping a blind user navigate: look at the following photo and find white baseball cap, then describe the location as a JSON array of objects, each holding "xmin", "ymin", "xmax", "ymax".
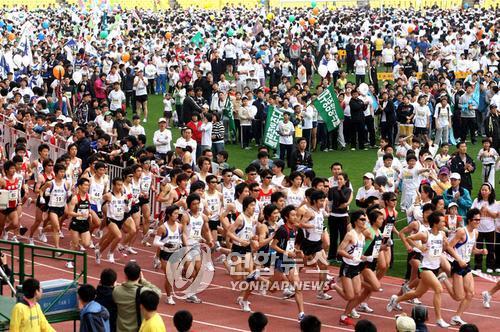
[{"xmin": 450, "ymin": 172, "xmax": 461, "ymax": 180}]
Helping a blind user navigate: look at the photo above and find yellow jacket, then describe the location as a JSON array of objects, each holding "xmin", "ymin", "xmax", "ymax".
[{"xmin": 10, "ymin": 300, "xmax": 55, "ymax": 332}]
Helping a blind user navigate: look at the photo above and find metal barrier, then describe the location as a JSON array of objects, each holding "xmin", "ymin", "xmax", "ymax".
[
  {"xmin": 0, "ymin": 119, "xmax": 165, "ymax": 223},
  {"xmin": 0, "ymin": 120, "xmax": 68, "ymax": 163}
]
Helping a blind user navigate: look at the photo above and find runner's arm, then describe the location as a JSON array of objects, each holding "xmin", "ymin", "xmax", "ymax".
[{"xmin": 336, "ymin": 233, "xmax": 354, "ymax": 260}]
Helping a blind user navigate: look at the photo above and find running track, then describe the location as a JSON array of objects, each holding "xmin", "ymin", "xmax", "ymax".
[{"xmin": 6, "ymin": 203, "xmax": 500, "ymax": 331}]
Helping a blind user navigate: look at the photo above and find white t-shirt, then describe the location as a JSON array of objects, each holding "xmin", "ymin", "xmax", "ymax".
[
  {"xmin": 471, "ymin": 199, "xmax": 499, "ymax": 233},
  {"xmin": 134, "ymin": 77, "xmax": 148, "ymax": 96},
  {"xmin": 413, "ymin": 104, "xmax": 431, "ymax": 128},
  {"xmin": 129, "ymin": 125, "xmax": 146, "ymax": 138},
  {"xmin": 108, "ymin": 90, "xmax": 126, "ymax": 111},
  {"xmin": 354, "ymin": 59, "xmax": 368, "ymax": 75},
  {"xmin": 434, "ymin": 103, "xmax": 451, "ymax": 129},
  {"xmin": 278, "ymin": 121, "xmax": 294, "ymax": 145},
  {"xmin": 355, "ymin": 186, "xmax": 378, "ymax": 202},
  {"xmin": 153, "ymin": 129, "xmax": 172, "ymax": 154},
  {"xmin": 382, "ymin": 48, "xmax": 395, "ymax": 64}
]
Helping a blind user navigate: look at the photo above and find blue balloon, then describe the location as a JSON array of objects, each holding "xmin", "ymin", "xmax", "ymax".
[
  {"xmin": 260, "ymin": 0, "xmax": 265, "ymax": 4},
  {"xmin": 38, "ymin": 33, "xmax": 45, "ymax": 41},
  {"xmin": 0, "ymin": 22, "xmax": 4, "ymax": 28},
  {"xmin": 42, "ymin": 21, "xmax": 49, "ymax": 29},
  {"xmin": 463, "ymin": 3, "xmax": 469, "ymax": 9},
  {"xmin": 6, "ymin": 25, "xmax": 13, "ymax": 32}
]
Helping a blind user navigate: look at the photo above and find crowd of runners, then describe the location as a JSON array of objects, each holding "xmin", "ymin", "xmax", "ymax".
[{"xmin": 0, "ymin": 2, "xmax": 498, "ymax": 329}]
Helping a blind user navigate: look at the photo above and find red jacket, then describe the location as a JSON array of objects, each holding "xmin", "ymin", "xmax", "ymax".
[{"xmin": 187, "ymin": 120, "xmax": 202, "ymax": 144}]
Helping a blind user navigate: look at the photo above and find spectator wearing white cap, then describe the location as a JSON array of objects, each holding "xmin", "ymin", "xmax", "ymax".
[
  {"xmin": 443, "ymin": 172, "xmax": 472, "ymax": 219},
  {"xmin": 153, "ymin": 118, "xmax": 172, "ymax": 160},
  {"xmin": 449, "ymin": 142, "xmax": 475, "ymax": 193},
  {"xmin": 355, "ymin": 172, "xmax": 377, "ymax": 208},
  {"xmin": 396, "ymin": 315, "xmax": 416, "ymax": 332}
]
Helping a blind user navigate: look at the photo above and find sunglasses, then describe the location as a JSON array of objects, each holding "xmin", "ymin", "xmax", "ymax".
[
  {"xmin": 390, "ymin": 199, "xmax": 397, "ymax": 202},
  {"xmin": 252, "ymin": 189, "xmax": 260, "ymax": 192},
  {"xmin": 209, "ymin": 181, "xmax": 218, "ymax": 184},
  {"xmin": 265, "ymin": 176, "xmax": 273, "ymax": 179}
]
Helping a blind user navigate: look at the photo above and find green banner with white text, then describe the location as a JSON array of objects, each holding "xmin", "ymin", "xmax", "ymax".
[
  {"xmin": 263, "ymin": 105, "xmax": 283, "ymax": 150},
  {"xmin": 313, "ymin": 84, "xmax": 344, "ymax": 132}
]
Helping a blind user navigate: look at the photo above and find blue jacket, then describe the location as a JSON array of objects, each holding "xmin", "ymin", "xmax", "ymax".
[
  {"xmin": 443, "ymin": 186, "xmax": 473, "ymax": 219},
  {"xmin": 80, "ymin": 300, "xmax": 110, "ymax": 332}
]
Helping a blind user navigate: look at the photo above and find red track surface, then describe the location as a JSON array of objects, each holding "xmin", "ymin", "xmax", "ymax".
[{"xmin": 6, "ymin": 202, "xmax": 500, "ymax": 331}]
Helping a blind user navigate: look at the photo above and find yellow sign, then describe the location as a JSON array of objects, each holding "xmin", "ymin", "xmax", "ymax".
[
  {"xmin": 416, "ymin": 72, "xmax": 423, "ymax": 79},
  {"xmin": 337, "ymin": 50, "xmax": 346, "ymax": 58},
  {"xmin": 454, "ymin": 71, "xmax": 472, "ymax": 79},
  {"xmin": 377, "ymin": 72, "xmax": 394, "ymax": 81}
]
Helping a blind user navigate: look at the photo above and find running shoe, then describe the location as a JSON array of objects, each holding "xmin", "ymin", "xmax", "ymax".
[
  {"xmin": 108, "ymin": 253, "xmax": 115, "ymax": 264},
  {"xmin": 482, "ymin": 291, "xmax": 492, "ymax": 309},
  {"xmin": 153, "ymin": 256, "xmax": 161, "ymax": 269},
  {"xmin": 298, "ymin": 312, "xmax": 305, "ymax": 323},
  {"xmin": 401, "ymin": 282, "xmax": 411, "ymax": 294},
  {"xmin": 386, "ymin": 295, "xmax": 398, "ymax": 312},
  {"xmin": 66, "ymin": 261, "xmax": 74, "ymax": 269},
  {"xmin": 408, "ymin": 298, "xmax": 422, "ymax": 304},
  {"xmin": 11, "ymin": 236, "xmax": 18, "ymax": 243},
  {"xmin": 316, "ymin": 291, "xmax": 332, "ymax": 300},
  {"xmin": 246, "ymin": 269, "xmax": 260, "ymax": 282},
  {"xmin": 283, "ymin": 286, "xmax": 295, "ymax": 299},
  {"xmin": 349, "ymin": 309, "xmax": 360, "ymax": 319},
  {"xmin": 486, "ymin": 268, "xmax": 494, "ymax": 274},
  {"xmin": 39, "ymin": 232, "xmax": 48, "ymax": 243},
  {"xmin": 186, "ymin": 295, "xmax": 202, "ymax": 304},
  {"xmin": 437, "ymin": 272, "xmax": 448, "ymax": 282},
  {"xmin": 240, "ymin": 299, "xmax": 251, "ymax": 312},
  {"xmin": 95, "ymin": 248, "xmax": 101, "ymax": 265},
  {"xmin": 339, "ymin": 315, "xmax": 355, "ymax": 326},
  {"xmin": 358, "ymin": 302, "xmax": 374, "ymax": 313},
  {"xmin": 126, "ymin": 246, "xmax": 138, "ymax": 255},
  {"xmin": 28, "ymin": 238, "xmax": 34, "ymax": 246},
  {"xmin": 436, "ymin": 319, "xmax": 450, "ymax": 328},
  {"xmin": 165, "ymin": 296, "xmax": 176, "ymax": 305},
  {"xmin": 214, "ymin": 254, "xmax": 227, "ymax": 264},
  {"xmin": 496, "ymin": 268, "xmax": 500, "ymax": 273},
  {"xmin": 395, "ymin": 303, "xmax": 403, "ymax": 311},
  {"xmin": 59, "ymin": 230, "xmax": 64, "ymax": 239},
  {"xmin": 450, "ymin": 316, "xmax": 467, "ymax": 326}
]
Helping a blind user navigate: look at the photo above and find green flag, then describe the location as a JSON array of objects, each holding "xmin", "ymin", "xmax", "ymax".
[
  {"xmin": 263, "ymin": 105, "xmax": 283, "ymax": 149},
  {"xmin": 313, "ymin": 84, "xmax": 344, "ymax": 132},
  {"xmin": 223, "ymin": 96, "xmax": 236, "ymax": 136},
  {"xmin": 190, "ymin": 32, "xmax": 204, "ymax": 47}
]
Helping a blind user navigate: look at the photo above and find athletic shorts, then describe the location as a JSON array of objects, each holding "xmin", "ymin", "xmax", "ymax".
[
  {"xmin": 408, "ymin": 251, "xmax": 423, "ymax": 262},
  {"xmin": 208, "ymin": 219, "xmax": 220, "ymax": 231},
  {"xmin": 275, "ymin": 255, "xmax": 296, "ymax": 273},
  {"xmin": 36, "ymin": 197, "xmax": 48, "ymax": 212},
  {"xmin": 295, "ymin": 228, "xmax": 304, "ymax": 247},
  {"xmin": 413, "ymin": 127, "xmax": 428, "ymax": 136},
  {"xmin": 301, "ymin": 238, "xmax": 323, "ymax": 257},
  {"xmin": 0, "ymin": 207, "xmax": 17, "ymax": 216},
  {"xmin": 164, "ymin": 111, "xmax": 173, "ymax": 119},
  {"xmin": 159, "ymin": 251, "xmax": 173, "ymax": 261},
  {"xmin": 419, "ymin": 267, "xmax": 439, "ymax": 278},
  {"xmin": 69, "ymin": 219, "xmax": 90, "ymax": 234},
  {"xmin": 451, "ymin": 261, "xmax": 471, "ymax": 277},
  {"xmin": 107, "ymin": 217, "xmax": 125, "ymax": 230},
  {"xmin": 138, "ymin": 197, "xmax": 150, "ymax": 206},
  {"xmin": 130, "ymin": 204, "xmax": 140, "ymax": 214},
  {"xmin": 312, "ymin": 121, "xmax": 318, "ymax": 129},
  {"xmin": 361, "ymin": 259, "xmax": 378, "ymax": 272},
  {"xmin": 374, "ymin": 50, "xmax": 382, "ymax": 57},
  {"xmin": 231, "ymin": 244, "xmax": 251, "ymax": 255},
  {"xmin": 225, "ymin": 58, "xmax": 235, "ymax": 67},
  {"xmin": 136, "ymin": 95, "xmax": 148, "ymax": 103},
  {"xmin": 48, "ymin": 206, "xmax": 65, "ymax": 218},
  {"xmin": 339, "ymin": 262, "xmax": 361, "ymax": 279}
]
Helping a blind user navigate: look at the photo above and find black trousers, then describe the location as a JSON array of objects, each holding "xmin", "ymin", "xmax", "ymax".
[
  {"xmin": 460, "ymin": 117, "xmax": 477, "ymax": 144},
  {"xmin": 252, "ymin": 120, "xmax": 262, "ymax": 145},
  {"xmin": 380, "ymin": 121, "xmax": 397, "ymax": 146},
  {"xmin": 356, "ymin": 74, "xmax": 366, "ymax": 85},
  {"xmin": 350, "ymin": 120, "xmax": 365, "ymax": 149},
  {"xmin": 327, "ymin": 215, "xmax": 348, "ymax": 260},
  {"xmin": 496, "ymin": 232, "xmax": 500, "ymax": 269},
  {"xmin": 475, "ymin": 231, "xmax": 495, "ymax": 270},
  {"xmin": 279, "ymin": 143, "xmax": 293, "ymax": 168},
  {"xmin": 302, "ymin": 128, "xmax": 312, "ymax": 151},
  {"xmin": 241, "ymin": 125, "xmax": 252, "ymax": 148},
  {"xmin": 148, "ymin": 79, "xmax": 155, "ymax": 95},
  {"xmin": 364, "ymin": 115, "xmax": 376, "ymax": 147}
]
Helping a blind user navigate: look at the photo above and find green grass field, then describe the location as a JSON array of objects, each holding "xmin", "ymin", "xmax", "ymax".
[{"xmin": 133, "ymin": 79, "xmax": 490, "ymax": 279}]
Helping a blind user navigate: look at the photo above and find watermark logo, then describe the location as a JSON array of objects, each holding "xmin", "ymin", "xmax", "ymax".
[{"xmin": 166, "ymin": 243, "xmax": 214, "ymax": 299}]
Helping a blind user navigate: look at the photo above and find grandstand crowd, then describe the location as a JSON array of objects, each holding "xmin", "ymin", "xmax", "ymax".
[{"xmin": 0, "ymin": 1, "xmax": 499, "ymax": 331}]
